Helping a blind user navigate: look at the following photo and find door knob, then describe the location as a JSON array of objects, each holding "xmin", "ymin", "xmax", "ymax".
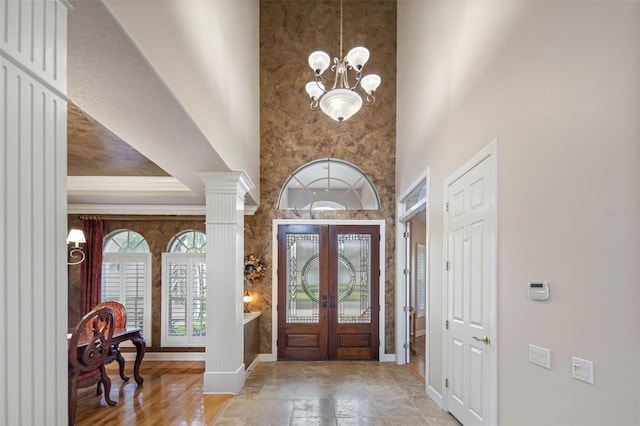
[{"xmin": 473, "ymin": 336, "xmax": 490, "ymax": 344}]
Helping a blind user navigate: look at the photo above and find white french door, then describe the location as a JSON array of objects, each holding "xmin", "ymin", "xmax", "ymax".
[{"xmin": 445, "ymin": 142, "xmax": 497, "ymax": 425}]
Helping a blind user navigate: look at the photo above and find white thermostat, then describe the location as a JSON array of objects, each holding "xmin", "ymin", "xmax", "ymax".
[{"xmin": 528, "ymin": 281, "xmax": 550, "ymax": 301}]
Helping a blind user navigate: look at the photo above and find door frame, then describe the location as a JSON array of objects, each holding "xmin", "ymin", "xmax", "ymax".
[
  {"xmin": 269, "ymin": 219, "xmax": 390, "ymax": 361},
  {"xmin": 396, "ymin": 169, "xmax": 430, "ymax": 380},
  {"xmin": 442, "ymin": 140, "xmax": 498, "ymax": 424}
]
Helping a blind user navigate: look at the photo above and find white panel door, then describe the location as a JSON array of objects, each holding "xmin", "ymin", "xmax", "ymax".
[{"xmin": 446, "ymin": 146, "xmax": 497, "ymax": 426}]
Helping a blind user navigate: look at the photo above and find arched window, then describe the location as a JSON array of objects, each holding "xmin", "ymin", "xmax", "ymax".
[
  {"xmin": 162, "ymin": 230, "xmax": 207, "ymax": 347},
  {"xmin": 101, "ymin": 230, "xmax": 152, "ymax": 345},
  {"xmin": 103, "ymin": 229, "xmax": 150, "ymax": 253},
  {"xmin": 166, "ymin": 230, "xmax": 206, "ymax": 253},
  {"xmin": 278, "ymin": 158, "xmax": 381, "ymax": 211}
]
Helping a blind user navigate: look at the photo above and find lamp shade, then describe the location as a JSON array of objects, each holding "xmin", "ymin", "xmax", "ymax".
[
  {"xmin": 66, "ymin": 229, "xmax": 86, "ymax": 245},
  {"xmin": 308, "ymin": 51, "xmax": 331, "ymax": 75},
  {"xmin": 305, "ymin": 81, "xmax": 325, "ymax": 100},
  {"xmin": 360, "ymin": 74, "xmax": 381, "ymax": 94},
  {"xmin": 346, "ymin": 46, "xmax": 370, "ymax": 71},
  {"xmin": 319, "ymin": 88, "xmax": 363, "ymax": 122}
]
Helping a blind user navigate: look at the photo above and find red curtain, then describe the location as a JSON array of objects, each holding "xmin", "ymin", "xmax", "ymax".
[{"xmin": 81, "ymin": 218, "xmax": 104, "ymax": 315}]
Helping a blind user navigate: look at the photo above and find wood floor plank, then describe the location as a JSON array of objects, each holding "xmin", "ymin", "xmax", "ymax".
[{"xmin": 74, "ymin": 361, "xmax": 231, "ymax": 426}]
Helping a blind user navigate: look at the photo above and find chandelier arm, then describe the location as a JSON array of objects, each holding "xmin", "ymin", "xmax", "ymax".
[
  {"xmin": 310, "ymin": 99, "xmax": 320, "ymax": 110},
  {"xmin": 349, "ymin": 70, "xmax": 364, "ymax": 91},
  {"xmin": 314, "ymin": 75, "xmax": 326, "ymax": 93},
  {"xmin": 331, "ymin": 59, "xmax": 343, "ymax": 90},
  {"xmin": 364, "ymin": 92, "xmax": 377, "ymax": 105}
]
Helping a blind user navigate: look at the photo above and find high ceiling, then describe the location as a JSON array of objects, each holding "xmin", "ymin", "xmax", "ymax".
[{"xmin": 67, "ymin": 0, "xmax": 260, "ymax": 213}]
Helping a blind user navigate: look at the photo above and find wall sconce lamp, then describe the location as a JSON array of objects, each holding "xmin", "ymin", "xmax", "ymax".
[
  {"xmin": 67, "ymin": 229, "xmax": 86, "ymax": 265},
  {"xmin": 243, "ymin": 289, "xmax": 253, "ymax": 313}
]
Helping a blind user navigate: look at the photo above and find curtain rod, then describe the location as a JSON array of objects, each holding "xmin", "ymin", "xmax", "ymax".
[{"xmin": 79, "ymin": 215, "xmax": 204, "ymax": 221}]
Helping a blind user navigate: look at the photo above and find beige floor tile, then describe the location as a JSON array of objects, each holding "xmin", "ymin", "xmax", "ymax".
[{"xmin": 216, "ymin": 361, "xmax": 457, "ymax": 425}]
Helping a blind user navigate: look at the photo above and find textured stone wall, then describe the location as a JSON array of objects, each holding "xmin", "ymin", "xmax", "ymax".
[
  {"xmin": 247, "ymin": 0, "xmax": 397, "ymax": 355},
  {"xmin": 68, "ymin": 215, "xmax": 206, "ymax": 353}
]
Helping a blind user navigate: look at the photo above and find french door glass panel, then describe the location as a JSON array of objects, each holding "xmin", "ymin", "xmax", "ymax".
[
  {"xmin": 336, "ymin": 233, "xmax": 371, "ymax": 324},
  {"xmin": 286, "ymin": 232, "xmax": 320, "ymax": 324}
]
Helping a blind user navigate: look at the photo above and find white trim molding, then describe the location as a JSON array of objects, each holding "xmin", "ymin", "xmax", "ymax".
[{"xmin": 67, "ymin": 176, "xmax": 194, "ymax": 195}]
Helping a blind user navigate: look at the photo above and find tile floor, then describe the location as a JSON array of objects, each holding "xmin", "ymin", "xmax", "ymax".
[{"xmin": 216, "ymin": 361, "xmax": 460, "ymax": 425}]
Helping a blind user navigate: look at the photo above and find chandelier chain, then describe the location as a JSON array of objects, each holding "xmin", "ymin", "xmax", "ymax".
[{"xmin": 339, "ymin": 0, "xmax": 343, "ymax": 59}]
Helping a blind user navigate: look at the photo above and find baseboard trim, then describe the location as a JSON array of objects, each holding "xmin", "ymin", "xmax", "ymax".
[
  {"xmin": 427, "ymin": 384, "xmax": 444, "ymax": 409},
  {"xmin": 204, "ymin": 364, "xmax": 245, "ymax": 394},
  {"xmin": 121, "ymin": 352, "xmax": 206, "ymax": 361},
  {"xmin": 416, "ymin": 329, "xmax": 426, "ymax": 337},
  {"xmin": 380, "ymin": 353, "xmax": 396, "ymax": 362},
  {"xmin": 258, "ymin": 353, "xmax": 277, "ymax": 362}
]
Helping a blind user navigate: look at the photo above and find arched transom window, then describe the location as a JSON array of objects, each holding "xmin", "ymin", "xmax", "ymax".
[
  {"xmin": 103, "ymin": 229, "xmax": 150, "ymax": 253},
  {"xmin": 167, "ymin": 230, "xmax": 206, "ymax": 253},
  {"xmin": 278, "ymin": 158, "xmax": 381, "ymax": 211}
]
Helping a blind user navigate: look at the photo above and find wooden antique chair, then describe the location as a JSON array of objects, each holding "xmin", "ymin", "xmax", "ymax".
[
  {"xmin": 68, "ymin": 307, "xmax": 117, "ymax": 426},
  {"xmin": 94, "ymin": 301, "xmax": 129, "ymax": 382}
]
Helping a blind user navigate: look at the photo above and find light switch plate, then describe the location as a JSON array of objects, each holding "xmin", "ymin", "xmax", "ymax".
[
  {"xmin": 571, "ymin": 356, "xmax": 594, "ymax": 384},
  {"xmin": 529, "ymin": 344, "xmax": 551, "ymax": 369}
]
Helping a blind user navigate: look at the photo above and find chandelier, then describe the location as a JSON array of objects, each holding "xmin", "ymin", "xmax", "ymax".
[{"xmin": 304, "ymin": 0, "xmax": 381, "ymax": 122}]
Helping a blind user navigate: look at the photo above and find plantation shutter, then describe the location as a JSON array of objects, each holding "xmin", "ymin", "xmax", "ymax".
[
  {"xmin": 101, "ymin": 253, "xmax": 152, "ymax": 343},
  {"xmin": 162, "ymin": 253, "xmax": 206, "ymax": 346}
]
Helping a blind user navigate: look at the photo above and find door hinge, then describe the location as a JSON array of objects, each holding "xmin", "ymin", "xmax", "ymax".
[
  {"xmin": 404, "ymin": 306, "xmax": 410, "ymax": 313},
  {"xmin": 403, "ymin": 268, "xmax": 410, "ymax": 276},
  {"xmin": 445, "ymin": 378, "xmax": 449, "ymax": 388},
  {"xmin": 403, "ymin": 231, "xmax": 410, "ymax": 238},
  {"xmin": 445, "ymin": 320, "xmax": 449, "ymax": 330},
  {"xmin": 446, "ymin": 261, "xmax": 450, "ymax": 271},
  {"xmin": 403, "ymin": 343, "xmax": 410, "ymax": 349},
  {"xmin": 446, "ymin": 202, "xmax": 449, "ymax": 213}
]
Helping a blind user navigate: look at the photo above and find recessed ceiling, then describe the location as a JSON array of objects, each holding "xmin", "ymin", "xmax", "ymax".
[{"xmin": 68, "ymin": 103, "xmax": 169, "ymax": 177}]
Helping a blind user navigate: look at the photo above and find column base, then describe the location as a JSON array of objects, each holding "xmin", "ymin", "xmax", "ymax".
[{"xmin": 203, "ymin": 364, "xmax": 246, "ymax": 394}]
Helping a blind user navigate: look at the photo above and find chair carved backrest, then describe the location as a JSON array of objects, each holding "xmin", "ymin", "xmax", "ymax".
[
  {"xmin": 68, "ymin": 307, "xmax": 117, "ymax": 426},
  {"xmin": 68, "ymin": 307, "xmax": 115, "ymax": 374},
  {"xmin": 94, "ymin": 301, "xmax": 127, "ymax": 329}
]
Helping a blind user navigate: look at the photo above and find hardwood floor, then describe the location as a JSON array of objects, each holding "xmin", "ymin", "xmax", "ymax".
[
  {"xmin": 408, "ymin": 334, "xmax": 426, "ymax": 382},
  {"xmin": 75, "ymin": 361, "xmax": 231, "ymax": 425},
  {"xmin": 76, "ymin": 354, "xmax": 453, "ymax": 425}
]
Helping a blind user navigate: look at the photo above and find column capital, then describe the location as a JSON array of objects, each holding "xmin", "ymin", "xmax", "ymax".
[{"xmin": 197, "ymin": 171, "xmax": 255, "ymax": 197}]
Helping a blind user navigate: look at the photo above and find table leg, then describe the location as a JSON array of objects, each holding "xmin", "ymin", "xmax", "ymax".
[{"xmin": 131, "ymin": 334, "xmax": 146, "ymax": 385}]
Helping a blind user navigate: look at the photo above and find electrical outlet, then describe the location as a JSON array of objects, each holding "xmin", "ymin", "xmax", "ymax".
[
  {"xmin": 529, "ymin": 344, "xmax": 551, "ymax": 369},
  {"xmin": 571, "ymin": 356, "xmax": 594, "ymax": 384}
]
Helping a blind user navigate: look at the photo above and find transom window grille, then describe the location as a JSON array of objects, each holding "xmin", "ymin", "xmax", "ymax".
[
  {"xmin": 102, "ymin": 229, "xmax": 152, "ymax": 346},
  {"xmin": 278, "ymin": 158, "xmax": 381, "ymax": 211},
  {"xmin": 167, "ymin": 230, "xmax": 206, "ymax": 253},
  {"xmin": 103, "ymin": 229, "xmax": 150, "ymax": 253},
  {"xmin": 162, "ymin": 230, "xmax": 207, "ymax": 347}
]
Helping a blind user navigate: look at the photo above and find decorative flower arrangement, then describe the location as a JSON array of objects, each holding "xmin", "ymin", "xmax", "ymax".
[{"xmin": 244, "ymin": 254, "xmax": 267, "ymax": 282}]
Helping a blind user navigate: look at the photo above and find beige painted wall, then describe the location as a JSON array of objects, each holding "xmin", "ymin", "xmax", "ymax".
[{"xmin": 397, "ymin": 2, "xmax": 640, "ymax": 424}]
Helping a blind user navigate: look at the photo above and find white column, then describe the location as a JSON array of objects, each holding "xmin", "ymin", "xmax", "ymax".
[
  {"xmin": 198, "ymin": 171, "xmax": 255, "ymax": 394},
  {"xmin": 0, "ymin": 0, "xmax": 71, "ymax": 424}
]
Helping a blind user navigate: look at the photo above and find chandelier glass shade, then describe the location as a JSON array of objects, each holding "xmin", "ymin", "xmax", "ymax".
[{"xmin": 304, "ymin": 1, "xmax": 381, "ymax": 122}]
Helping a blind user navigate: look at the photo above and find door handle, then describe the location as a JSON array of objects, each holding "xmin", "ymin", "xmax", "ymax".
[{"xmin": 473, "ymin": 336, "xmax": 490, "ymax": 345}]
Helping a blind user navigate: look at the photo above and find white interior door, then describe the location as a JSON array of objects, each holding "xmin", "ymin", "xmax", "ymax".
[{"xmin": 445, "ymin": 144, "xmax": 497, "ymax": 425}]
